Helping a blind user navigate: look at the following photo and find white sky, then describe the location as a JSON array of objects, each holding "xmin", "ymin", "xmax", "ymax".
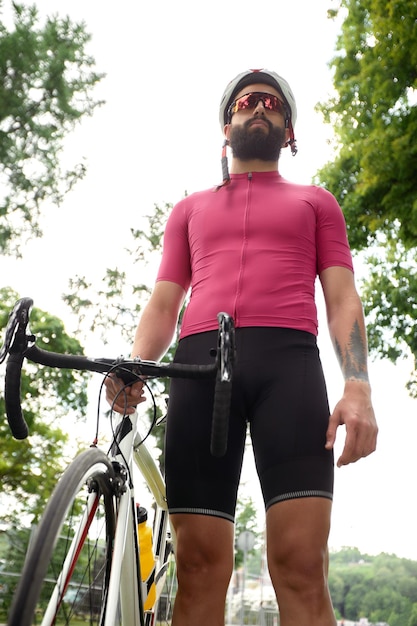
[{"xmin": 2, "ymin": 0, "xmax": 417, "ymax": 560}]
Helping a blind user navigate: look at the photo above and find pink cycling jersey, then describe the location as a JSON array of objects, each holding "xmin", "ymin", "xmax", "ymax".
[{"xmin": 156, "ymin": 171, "xmax": 353, "ymax": 338}]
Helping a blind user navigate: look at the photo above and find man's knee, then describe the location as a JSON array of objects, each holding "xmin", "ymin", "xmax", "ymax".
[
  {"xmin": 266, "ymin": 497, "xmax": 332, "ymax": 587},
  {"xmin": 172, "ymin": 513, "xmax": 234, "ymax": 584},
  {"xmin": 268, "ymin": 546, "xmax": 328, "ymax": 592}
]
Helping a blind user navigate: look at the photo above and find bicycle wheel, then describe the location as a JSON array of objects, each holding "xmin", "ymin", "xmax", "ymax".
[{"xmin": 8, "ymin": 447, "xmax": 118, "ymax": 626}]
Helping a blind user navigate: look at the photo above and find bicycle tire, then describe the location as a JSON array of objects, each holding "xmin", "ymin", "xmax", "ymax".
[{"xmin": 8, "ymin": 448, "xmax": 118, "ymax": 626}]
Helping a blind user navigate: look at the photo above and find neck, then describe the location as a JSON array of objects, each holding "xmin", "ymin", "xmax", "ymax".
[{"xmin": 230, "ymin": 158, "xmax": 279, "ymax": 174}]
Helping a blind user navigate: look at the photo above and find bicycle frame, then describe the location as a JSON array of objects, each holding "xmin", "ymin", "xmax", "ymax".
[
  {"xmin": 133, "ymin": 426, "xmax": 174, "ymax": 623},
  {"xmin": 107, "ymin": 408, "xmax": 171, "ymax": 626}
]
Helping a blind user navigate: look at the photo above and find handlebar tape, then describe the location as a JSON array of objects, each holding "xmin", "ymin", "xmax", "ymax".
[
  {"xmin": 210, "ymin": 375, "xmax": 231, "ymax": 457},
  {"xmin": 4, "ymin": 346, "xmax": 96, "ymax": 441},
  {"xmin": 5, "ymin": 352, "xmax": 29, "ymax": 440},
  {"xmin": 24, "ymin": 346, "xmax": 219, "ymax": 379},
  {"xmin": 25, "ymin": 346, "xmax": 92, "ymax": 370},
  {"xmin": 115, "ymin": 360, "xmax": 217, "ymax": 381},
  {"xmin": 4, "ymin": 344, "xmax": 219, "ymax": 440}
]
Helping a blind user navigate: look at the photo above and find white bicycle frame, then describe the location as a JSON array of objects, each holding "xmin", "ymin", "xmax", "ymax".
[
  {"xmin": 106, "ymin": 409, "xmax": 171, "ymax": 626},
  {"xmin": 41, "ymin": 409, "xmax": 171, "ymax": 626}
]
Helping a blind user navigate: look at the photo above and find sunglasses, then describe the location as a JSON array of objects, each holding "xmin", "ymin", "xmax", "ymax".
[{"xmin": 228, "ymin": 92, "xmax": 286, "ymax": 118}]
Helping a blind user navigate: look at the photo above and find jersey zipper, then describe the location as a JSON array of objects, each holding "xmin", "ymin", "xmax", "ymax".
[{"xmin": 233, "ymin": 172, "xmax": 252, "ymax": 325}]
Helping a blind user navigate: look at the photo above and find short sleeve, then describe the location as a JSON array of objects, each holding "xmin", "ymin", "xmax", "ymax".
[
  {"xmin": 315, "ymin": 187, "xmax": 354, "ymax": 275},
  {"xmin": 156, "ymin": 199, "xmax": 192, "ymax": 291}
]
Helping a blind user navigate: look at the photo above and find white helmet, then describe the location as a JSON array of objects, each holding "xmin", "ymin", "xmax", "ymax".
[
  {"xmin": 220, "ymin": 69, "xmax": 297, "ymax": 126},
  {"xmin": 219, "ymin": 69, "xmax": 297, "ymax": 154}
]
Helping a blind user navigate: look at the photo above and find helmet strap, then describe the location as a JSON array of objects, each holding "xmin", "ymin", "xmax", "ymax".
[
  {"xmin": 284, "ymin": 121, "xmax": 298, "ymax": 156},
  {"xmin": 215, "ymin": 139, "xmax": 231, "ymax": 190}
]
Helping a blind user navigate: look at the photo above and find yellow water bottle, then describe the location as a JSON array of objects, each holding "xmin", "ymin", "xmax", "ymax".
[{"xmin": 137, "ymin": 505, "xmax": 156, "ymax": 611}]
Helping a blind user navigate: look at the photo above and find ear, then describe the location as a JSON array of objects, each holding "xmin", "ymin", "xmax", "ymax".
[{"xmin": 224, "ymin": 124, "xmax": 231, "ymax": 141}]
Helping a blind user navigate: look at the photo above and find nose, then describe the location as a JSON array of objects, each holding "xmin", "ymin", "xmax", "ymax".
[{"xmin": 253, "ymin": 98, "xmax": 266, "ymax": 115}]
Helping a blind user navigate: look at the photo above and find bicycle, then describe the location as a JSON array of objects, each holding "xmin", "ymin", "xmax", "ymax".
[{"xmin": 0, "ymin": 297, "xmax": 235, "ymax": 626}]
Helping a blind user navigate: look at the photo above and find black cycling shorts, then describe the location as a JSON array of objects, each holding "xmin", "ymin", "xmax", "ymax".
[{"xmin": 165, "ymin": 327, "xmax": 334, "ymax": 522}]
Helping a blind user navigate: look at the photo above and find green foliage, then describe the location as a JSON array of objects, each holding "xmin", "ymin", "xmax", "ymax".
[
  {"xmin": 0, "ymin": 287, "xmax": 89, "ymax": 522},
  {"xmin": 0, "ymin": 1, "xmax": 104, "ymax": 256},
  {"xmin": 329, "ymin": 547, "xmax": 417, "ymax": 624},
  {"xmin": 409, "ymin": 603, "xmax": 417, "ymax": 626},
  {"xmin": 361, "ymin": 234, "xmax": 417, "ymax": 395},
  {"xmin": 316, "ymin": 0, "xmax": 417, "ymax": 383}
]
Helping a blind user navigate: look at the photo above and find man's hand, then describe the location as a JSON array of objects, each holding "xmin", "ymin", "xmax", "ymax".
[
  {"xmin": 325, "ymin": 380, "xmax": 378, "ymax": 467},
  {"xmin": 104, "ymin": 374, "xmax": 147, "ymax": 415}
]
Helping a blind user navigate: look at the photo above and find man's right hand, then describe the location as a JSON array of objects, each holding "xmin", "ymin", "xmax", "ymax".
[{"xmin": 104, "ymin": 374, "xmax": 147, "ymax": 415}]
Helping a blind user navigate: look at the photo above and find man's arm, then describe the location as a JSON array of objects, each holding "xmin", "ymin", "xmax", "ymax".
[
  {"xmin": 320, "ymin": 266, "xmax": 378, "ymax": 467},
  {"xmin": 130, "ymin": 280, "xmax": 186, "ymax": 361},
  {"xmin": 105, "ymin": 280, "xmax": 186, "ymax": 414}
]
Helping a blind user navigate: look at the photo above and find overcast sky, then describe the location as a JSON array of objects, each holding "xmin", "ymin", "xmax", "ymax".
[{"xmin": 3, "ymin": 0, "xmax": 417, "ymax": 560}]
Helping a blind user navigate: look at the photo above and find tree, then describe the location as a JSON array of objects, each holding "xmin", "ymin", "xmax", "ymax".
[
  {"xmin": 316, "ymin": 0, "xmax": 417, "ymax": 392},
  {"xmin": 0, "ymin": 287, "xmax": 89, "ymax": 522},
  {"xmin": 328, "ymin": 548, "xmax": 417, "ymax": 624},
  {"xmin": 0, "ymin": 1, "xmax": 104, "ymax": 256}
]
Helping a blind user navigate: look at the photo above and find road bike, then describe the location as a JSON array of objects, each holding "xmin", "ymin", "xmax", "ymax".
[{"xmin": 0, "ymin": 297, "xmax": 235, "ymax": 626}]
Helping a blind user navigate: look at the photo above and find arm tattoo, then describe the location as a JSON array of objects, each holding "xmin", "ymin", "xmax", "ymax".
[{"xmin": 335, "ymin": 320, "xmax": 369, "ymax": 382}]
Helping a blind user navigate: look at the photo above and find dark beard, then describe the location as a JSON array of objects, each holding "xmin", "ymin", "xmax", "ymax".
[{"xmin": 229, "ymin": 118, "xmax": 286, "ymax": 161}]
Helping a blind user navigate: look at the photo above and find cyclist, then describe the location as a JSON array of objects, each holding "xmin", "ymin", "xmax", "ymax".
[{"xmin": 106, "ymin": 69, "xmax": 377, "ymax": 626}]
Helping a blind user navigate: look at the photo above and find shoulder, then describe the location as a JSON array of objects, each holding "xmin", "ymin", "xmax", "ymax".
[
  {"xmin": 169, "ymin": 187, "xmax": 225, "ymax": 225},
  {"xmin": 172, "ymin": 186, "xmax": 218, "ymax": 211},
  {"xmin": 280, "ymin": 178, "xmax": 338, "ymax": 202},
  {"xmin": 278, "ymin": 179, "xmax": 343, "ymax": 220}
]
